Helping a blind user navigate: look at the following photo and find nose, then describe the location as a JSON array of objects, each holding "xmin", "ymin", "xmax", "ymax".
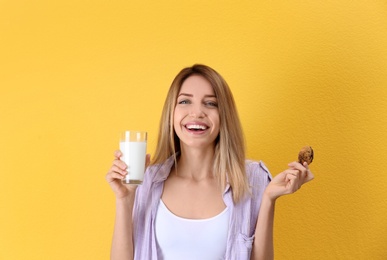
[{"xmin": 189, "ymin": 104, "xmax": 205, "ymax": 118}]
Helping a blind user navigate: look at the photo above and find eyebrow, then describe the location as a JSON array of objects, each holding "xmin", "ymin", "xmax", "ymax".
[{"xmin": 178, "ymin": 93, "xmax": 217, "ymax": 98}]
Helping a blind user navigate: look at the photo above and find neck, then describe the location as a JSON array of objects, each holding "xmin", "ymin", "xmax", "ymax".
[{"xmin": 176, "ymin": 145, "xmax": 215, "ymax": 181}]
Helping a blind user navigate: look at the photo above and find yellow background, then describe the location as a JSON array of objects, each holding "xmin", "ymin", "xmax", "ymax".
[{"xmin": 1, "ymin": 1, "xmax": 386, "ymax": 259}]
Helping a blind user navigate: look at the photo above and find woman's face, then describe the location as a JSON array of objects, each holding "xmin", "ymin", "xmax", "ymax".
[{"xmin": 173, "ymin": 75, "xmax": 220, "ymax": 150}]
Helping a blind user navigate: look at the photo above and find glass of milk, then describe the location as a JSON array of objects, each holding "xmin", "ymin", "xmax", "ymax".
[{"xmin": 119, "ymin": 130, "xmax": 147, "ymax": 185}]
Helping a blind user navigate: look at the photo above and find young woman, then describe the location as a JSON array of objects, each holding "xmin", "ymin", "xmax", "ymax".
[{"xmin": 106, "ymin": 64, "xmax": 314, "ymax": 260}]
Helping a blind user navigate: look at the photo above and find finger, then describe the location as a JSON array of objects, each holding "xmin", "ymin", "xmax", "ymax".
[
  {"xmin": 114, "ymin": 150, "xmax": 122, "ymax": 159},
  {"xmin": 303, "ymin": 161, "xmax": 309, "ymax": 169},
  {"xmin": 106, "ymin": 170, "xmax": 126, "ymax": 182},
  {"xmin": 301, "ymin": 162, "xmax": 315, "ymax": 182},
  {"xmin": 286, "ymin": 168, "xmax": 307, "ymax": 190},
  {"xmin": 288, "ymin": 162, "xmax": 308, "ymax": 179},
  {"xmin": 305, "ymin": 169, "xmax": 315, "ymax": 182},
  {"xmin": 285, "ymin": 169, "xmax": 300, "ymax": 177},
  {"xmin": 113, "ymin": 159, "xmax": 127, "ymax": 170},
  {"xmin": 284, "ymin": 174, "xmax": 300, "ymax": 193},
  {"xmin": 110, "ymin": 165, "xmax": 128, "ymax": 176},
  {"xmin": 288, "ymin": 161, "xmax": 305, "ymax": 171},
  {"xmin": 284, "ymin": 171, "xmax": 298, "ymax": 188}
]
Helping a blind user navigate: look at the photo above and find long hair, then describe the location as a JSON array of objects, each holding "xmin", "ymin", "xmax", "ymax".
[{"xmin": 152, "ymin": 64, "xmax": 249, "ymax": 203}]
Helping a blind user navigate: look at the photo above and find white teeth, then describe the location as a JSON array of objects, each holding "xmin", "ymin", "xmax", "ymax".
[{"xmin": 186, "ymin": 124, "xmax": 207, "ymax": 130}]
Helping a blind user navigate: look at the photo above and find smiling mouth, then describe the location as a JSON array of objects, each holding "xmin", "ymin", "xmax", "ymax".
[{"xmin": 185, "ymin": 124, "xmax": 209, "ymax": 132}]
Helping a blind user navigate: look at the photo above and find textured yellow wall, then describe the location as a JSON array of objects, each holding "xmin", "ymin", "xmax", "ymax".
[{"xmin": 1, "ymin": 1, "xmax": 386, "ymax": 259}]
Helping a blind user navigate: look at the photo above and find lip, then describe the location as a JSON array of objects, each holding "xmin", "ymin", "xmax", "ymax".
[{"xmin": 183, "ymin": 121, "xmax": 210, "ymax": 134}]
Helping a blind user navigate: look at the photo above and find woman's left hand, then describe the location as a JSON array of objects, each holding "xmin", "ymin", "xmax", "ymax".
[{"xmin": 264, "ymin": 162, "xmax": 314, "ymax": 201}]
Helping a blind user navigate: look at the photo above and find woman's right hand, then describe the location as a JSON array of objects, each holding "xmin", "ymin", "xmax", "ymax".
[{"xmin": 105, "ymin": 150, "xmax": 137, "ymax": 199}]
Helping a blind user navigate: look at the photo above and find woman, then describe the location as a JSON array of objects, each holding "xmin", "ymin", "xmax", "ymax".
[{"xmin": 106, "ymin": 64, "xmax": 314, "ymax": 260}]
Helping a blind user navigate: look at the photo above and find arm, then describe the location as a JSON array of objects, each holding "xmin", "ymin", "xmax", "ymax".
[
  {"xmin": 110, "ymin": 194, "xmax": 136, "ymax": 260},
  {"xmin": 251, "ymin": 162, "xmax": 314, "ymax": 260},
  {"xmin": 251, "ymin": 194, "xmax": 275, "ymax": 260},
  {"xmin": 106, "ymin": 151, "xmax": 150, "ymax": 260}
]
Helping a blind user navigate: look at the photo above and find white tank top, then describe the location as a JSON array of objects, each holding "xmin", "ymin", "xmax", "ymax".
[{"xmin": 155, "ymin": 199, "xmax": 230, "ymax": 260}]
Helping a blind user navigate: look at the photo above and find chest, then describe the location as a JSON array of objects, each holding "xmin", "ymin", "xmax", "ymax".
[
  {"xmin": 155, "ymin": 199, "xmax": 230, "ymax": 260},
  {"xmin": 161, "ymin": 176, "xmax": 226, "ymax": 219}
]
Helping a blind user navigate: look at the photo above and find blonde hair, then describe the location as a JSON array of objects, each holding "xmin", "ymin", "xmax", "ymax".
[{"xmin": 152, "ymin": 64, "xmax": 249, "ymax": 203}]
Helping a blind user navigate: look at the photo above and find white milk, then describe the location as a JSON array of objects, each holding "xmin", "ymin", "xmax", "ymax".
[{"xmin": 120, "ymin": 141, "xmax": 147, "ymax": 183}]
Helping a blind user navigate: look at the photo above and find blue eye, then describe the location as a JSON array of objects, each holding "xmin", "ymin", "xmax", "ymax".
[
  {"xmin": 178, "ymin": 100, "xmax": 190, "ymax": 104},
  {"xmin": 205, "ymin": 101, "xmax": 218, "ymax": 107}
]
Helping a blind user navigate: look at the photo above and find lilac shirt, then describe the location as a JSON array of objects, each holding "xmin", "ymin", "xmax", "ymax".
[{"xmin": 132, "ymin": 156, "xmax": 272, "ymax": 260}]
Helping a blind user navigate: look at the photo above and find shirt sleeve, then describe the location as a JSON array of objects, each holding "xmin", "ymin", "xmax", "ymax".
[{"xmin": 246, "ymin": 160, "xmax": 272, "ymax": 234}]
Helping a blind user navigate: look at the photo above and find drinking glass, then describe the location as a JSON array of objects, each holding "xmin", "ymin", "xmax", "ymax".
[{"xmin": 119, "ymin": 131, "xmax": 147, "ymax": 185}]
